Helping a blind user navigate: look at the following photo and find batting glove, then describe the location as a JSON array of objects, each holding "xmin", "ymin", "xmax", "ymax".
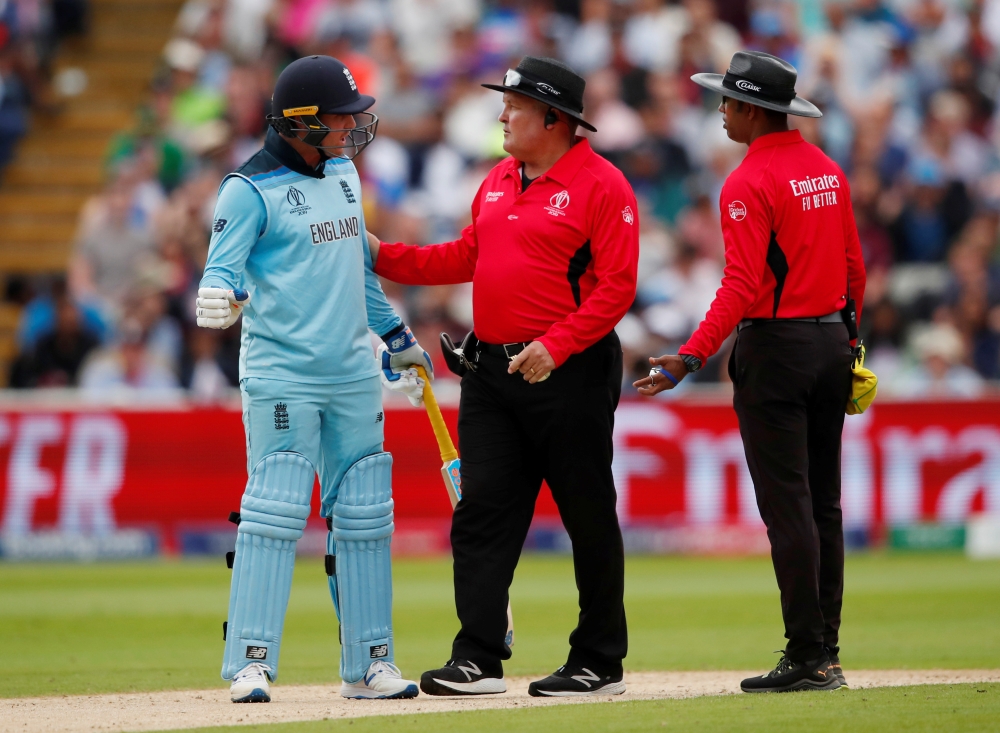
[
  {"xmin": 382, "ymin": 325, "xmax": 434, "ymax": 380},
  {"xmin": 196, "ymin": 287, "xmax": 250, "ymax": 329},
  {"xmin": 377, "ymin": 343, "xmax": 425, "ymax": 406}
]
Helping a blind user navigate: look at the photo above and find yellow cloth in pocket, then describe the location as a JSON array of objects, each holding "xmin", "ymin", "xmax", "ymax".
[{"xmin": 847, "ymin": 344, "xmax": 878, "ymax": 415}]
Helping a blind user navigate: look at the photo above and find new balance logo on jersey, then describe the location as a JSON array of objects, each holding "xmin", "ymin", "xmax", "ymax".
[
  {"xmin": 339, "ymin": 179, "xmax": 356, "ymax": 203},
  {"xmin": 246, "ymin": 646, "xmax": 268, "ymax": 660},
  {"xmin": 274, "ymin": 403, "xmax": 289, "ymax": 430},
  {"xmin": 370, "ymin": 644, "xmax": 388, "ymax": 659},
  {"xmin": 310, "ymin": 216, "xmax": 360, "ymax": 245},
  {"xmin": 213, "ymin": 218, "xmax": 228, "ymax": 233}
]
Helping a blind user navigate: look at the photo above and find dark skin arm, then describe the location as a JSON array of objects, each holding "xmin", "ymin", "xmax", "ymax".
[
  {"xmin": 636, "ymin": 98, "xmax": 782, "ymax": 398},
  {"xmin": 632, "ymin": 354, "xmax": 688, "ymax": 396}
]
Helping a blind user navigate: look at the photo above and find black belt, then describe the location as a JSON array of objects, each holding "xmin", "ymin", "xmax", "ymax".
[
  {"xmin": 477, "ymin": 341, "xmax": 532, "ymax": 361},
  {"xmin": 737, "ymin": 311, "xmax": 843, "ymax": 332}
]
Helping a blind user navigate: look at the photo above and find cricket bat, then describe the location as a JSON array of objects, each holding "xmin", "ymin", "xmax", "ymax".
[{"xmin": 415, "ymin": 366, "xmax": 514, "ymax": 647}]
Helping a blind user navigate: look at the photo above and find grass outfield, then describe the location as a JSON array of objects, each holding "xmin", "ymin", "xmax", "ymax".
[
  {"xmin": 2, "ymin": 554, "xmax": 999, "ymax": 699},
  {"xmin": 161, "ymin": 684, "xmax": 1000, "ymax": 733}
]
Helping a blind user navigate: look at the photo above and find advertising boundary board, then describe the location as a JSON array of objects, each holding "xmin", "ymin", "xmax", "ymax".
[{"xmin": 0, "ymin": 397, "xmax": 998, "ymax": 557}]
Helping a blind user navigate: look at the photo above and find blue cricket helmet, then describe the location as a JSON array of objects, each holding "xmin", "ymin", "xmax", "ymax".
[{"xmin": 267, "ymin": 55, "xmax": 378, "ymax": 159}]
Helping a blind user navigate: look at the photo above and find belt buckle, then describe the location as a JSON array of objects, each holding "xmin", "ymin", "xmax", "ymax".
[{"xmin": 502, "ymin": 342, "xmax": 525, "ymax": 362}]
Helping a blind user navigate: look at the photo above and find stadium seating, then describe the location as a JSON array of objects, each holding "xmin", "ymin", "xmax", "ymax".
[{"xmin": 0, "ymin": 0, "xmax": 183, "ymax": 384}]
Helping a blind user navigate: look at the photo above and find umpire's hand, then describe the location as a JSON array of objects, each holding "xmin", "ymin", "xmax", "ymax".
[
  {"xmin": 508, "ymin": 342, "xmax": 555, "ymax": 384},
  {"xmin": 633, "ymin": 355, "xmax": 687, "ymax": 395}
]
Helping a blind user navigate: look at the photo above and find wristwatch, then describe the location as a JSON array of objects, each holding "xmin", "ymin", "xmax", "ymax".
[{"xmin": 680, "ymin": 354, "xmax": 702, "ymax": 373}]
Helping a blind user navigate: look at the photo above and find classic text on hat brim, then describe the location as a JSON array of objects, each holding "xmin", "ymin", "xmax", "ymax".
[{"xmin": 690, "ymin": 73, "xmax": 822, "ymax": 119}]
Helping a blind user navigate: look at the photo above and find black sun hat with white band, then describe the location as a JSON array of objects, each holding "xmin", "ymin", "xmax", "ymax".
[
  {"xmin": 691, "ymin": 50, "xmax": 822, "ymax": 119},
  {"xmin": 482, "ymin": 56, "xmax": 598, "ymax": 132}
]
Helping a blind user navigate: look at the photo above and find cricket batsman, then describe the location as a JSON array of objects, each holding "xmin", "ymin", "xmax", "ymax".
[{"xmin": 195, "ymin": 55, "xmax": 430, "ymax": 703}]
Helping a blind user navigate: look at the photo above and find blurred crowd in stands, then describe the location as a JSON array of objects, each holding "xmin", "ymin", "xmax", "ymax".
[
  {"xmin": 7, "ymin": 0, "xmax": 1000, "ymax": 399},
  {"xmin": 0, "ymin": 0, "xmax": 88, "ymax": 170}
]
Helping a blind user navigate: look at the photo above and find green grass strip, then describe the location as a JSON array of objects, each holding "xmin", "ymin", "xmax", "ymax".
[{"xmin": 2, "ymin": 554, "xmax": 998, "ymax": 698}]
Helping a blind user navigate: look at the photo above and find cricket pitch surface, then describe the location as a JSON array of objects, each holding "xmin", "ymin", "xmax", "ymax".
[{"xmin": 5, "ymin": 670, "xmax": 1000, "ymax": 733}]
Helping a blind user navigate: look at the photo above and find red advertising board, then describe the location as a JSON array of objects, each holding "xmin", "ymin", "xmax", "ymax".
[{"xmin": 0, "ymin": 398, "xmax": 998, "ymax": 554}]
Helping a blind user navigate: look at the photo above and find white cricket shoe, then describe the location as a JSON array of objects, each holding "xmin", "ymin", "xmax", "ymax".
[
  {"xmin": 230, "ymin": 662, "xmax": 272, "ymax": 703},
  {"xmin": 341, "ymin": 661, "xmax": 419, "ymax": 699}
]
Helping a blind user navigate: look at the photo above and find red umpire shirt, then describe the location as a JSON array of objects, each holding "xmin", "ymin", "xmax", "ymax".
[
  {"xmin": 680, "ymin": 130, "xmax": 866, "ymax": 363},
  {"xmin": 374, "ymin": 138, "xmax": 639, "ymax": 366}
]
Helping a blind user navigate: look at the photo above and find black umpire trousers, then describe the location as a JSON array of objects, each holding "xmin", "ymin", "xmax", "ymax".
[
  {"xmin": 450, "ymin": 331, "xmax": 628, "ymax": 675},
  {"xmin": 730, "ymin": 321, "xmax": 853, "ymax": 663}
]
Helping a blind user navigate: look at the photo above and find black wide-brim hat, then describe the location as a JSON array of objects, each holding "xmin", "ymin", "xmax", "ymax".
[
  {"xmin": 691, "ymin": 50, "xmax": 822, "ymax": 118},
  {"xmin": 483, "ymin": 56, "xmax": 597, "ymax": 132}
]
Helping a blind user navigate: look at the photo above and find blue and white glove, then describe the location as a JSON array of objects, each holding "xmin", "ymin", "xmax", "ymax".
[
  {"xmin": 378, "ymin": 326, "xmax": 433, "ymax": 406},
  {"xmin": 196, "ymin": 287, "xmax": 250, "ymax": 329}
]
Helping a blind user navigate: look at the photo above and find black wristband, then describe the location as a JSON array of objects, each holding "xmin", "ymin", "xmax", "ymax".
[
  {"xmin": 681, "ymin": 354, "xmax": 702, "ymax": 373},
  {"xmin": 381, "ymin": 323, "xmax": 407, "ymax": 343}
]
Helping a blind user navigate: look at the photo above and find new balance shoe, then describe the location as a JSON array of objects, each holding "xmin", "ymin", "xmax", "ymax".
[
  {"xmin": 230, "ymin": 662, "xmax": 271, "ymax": 703},
  {"xmin": 827, "ymin": 653, "xmax": 848, "ymax": 688},
  {"xmin": 528, "ymin": 665, "xmax": 625, "ymax": 697},
  {"xmin": 341, "ymin": 661, "xmax": 419, "ymax": 699},
  {"xmin": 740, "ymin": 651, "xmax": 842, "ymax": 693},
  {"xmin": 419, "ymin": 659, "xmax": 506, "ymax": 696}
]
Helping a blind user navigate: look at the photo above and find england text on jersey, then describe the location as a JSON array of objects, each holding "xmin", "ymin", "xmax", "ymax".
[{"xmin": 310, "ymin": 216, "xmax": 360, "ymax": 245}]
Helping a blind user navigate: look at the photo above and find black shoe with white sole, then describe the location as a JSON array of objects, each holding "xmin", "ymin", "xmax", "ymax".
[
  {"xmin": 419, "ymin": 659, "xmax": 506, "ymax": 696},
  {"xmin": 528, "ymin": 665, "xmax": 625, "ymax": 697},
  {"xmin": 740, "ymin": 652, "xmax": 842, "ymax": 693}
]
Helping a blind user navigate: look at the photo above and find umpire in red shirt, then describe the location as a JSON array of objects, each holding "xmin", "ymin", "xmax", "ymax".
[
  {"xmin": 369, "ymin": 56, "xmax": 638, "ymax": 697},
  {"xmin": 635, "ymin": 51, "xmax": 866, "ymax": 693}
]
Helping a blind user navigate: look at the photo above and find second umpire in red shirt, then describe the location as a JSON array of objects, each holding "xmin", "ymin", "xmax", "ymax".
[
  {"xmin": 369, "ymin": 57, "xmax": 639, "ymax": 697},
  {"xmin": 636, "ymin": 52, "xmax": 867, "ymax": 693}
]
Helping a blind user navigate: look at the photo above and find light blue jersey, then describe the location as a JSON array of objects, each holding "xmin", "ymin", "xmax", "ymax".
[{"xmin": 200, "ymin": 129, "xmax": 401, "ymax": 384}]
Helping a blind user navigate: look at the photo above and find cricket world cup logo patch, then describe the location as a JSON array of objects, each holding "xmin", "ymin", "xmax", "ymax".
[
  {"xmin": 545, "ymin": 190, "xmax": 570, "ymax": 217},
  {"xmin": 286, "ymin": 186, "xmax": 311, "ymax": 216},
  {"xmin": 729, "ymin": 200, "xmax": 747, "ymax": 221}
]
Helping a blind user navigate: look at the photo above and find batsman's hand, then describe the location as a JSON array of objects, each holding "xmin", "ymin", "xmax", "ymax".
[
  {"xmin": 508, "ymin": 341, "xmax": 555, "ymax": 384},
  {"xmin": 196, "ymin": 287, "xmax": 250, "ymax": 329},
  {"xmin": 633, "ymin": 354, "xmax": 686, "ymax": 396},
  {"xmin": 382, "ymin": 325, "xmax": 434, "ymax": 380},
  {"xmin": 377, "ymin": 343, "xmax": 425, "ymax": 406}
]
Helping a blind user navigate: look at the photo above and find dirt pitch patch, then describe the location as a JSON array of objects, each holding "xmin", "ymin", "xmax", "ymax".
[{"xmin": 5, "ymin": 670, "xmax": 999, "ymax": 733}]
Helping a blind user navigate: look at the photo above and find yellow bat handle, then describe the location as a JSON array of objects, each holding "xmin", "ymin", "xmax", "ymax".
[{"xmin": 416, "ymin": 366, "xmax": 458, "ymax": 462}]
